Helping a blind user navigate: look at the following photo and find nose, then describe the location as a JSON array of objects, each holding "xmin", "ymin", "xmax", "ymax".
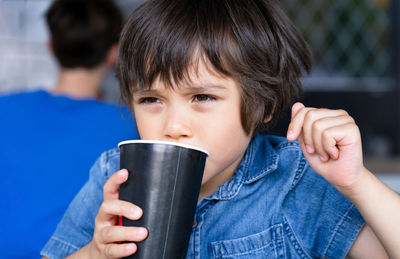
[{"xmin": 163, "ymin": 107, "xmax": 193, "ymax": 140}]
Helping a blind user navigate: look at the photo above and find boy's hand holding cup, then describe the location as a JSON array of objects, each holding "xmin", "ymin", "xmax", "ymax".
[
  {"xmin": 90, "ymin": 169, "xmax": 147, "ymax": 258},
  {"xmin": 89, "ymin": 140, "xmax": 208, "ymax": 259},
  {"xmin": 118, "ymin": 140, "xmax": 208, "ymax": 259}
]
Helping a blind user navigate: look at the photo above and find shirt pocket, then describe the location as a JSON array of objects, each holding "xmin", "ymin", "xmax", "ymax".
[{"xmin": 210, "ymin": 224, "xmax": 286, "ymax": 259}]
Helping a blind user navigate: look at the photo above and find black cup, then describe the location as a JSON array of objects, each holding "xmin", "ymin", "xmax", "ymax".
[{"xmin": 118, "ymin": 140, "xmax": 208, "ymax": 259}]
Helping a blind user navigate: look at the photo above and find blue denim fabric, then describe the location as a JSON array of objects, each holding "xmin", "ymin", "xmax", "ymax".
[{"xmin": 41, "ymin": 135, "xmax": 365, "ymax": 259}]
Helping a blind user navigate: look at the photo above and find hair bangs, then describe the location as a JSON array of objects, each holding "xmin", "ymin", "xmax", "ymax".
[{"xmin": 117, "ymin": 0, "xmax": 239, "ymax": 108}]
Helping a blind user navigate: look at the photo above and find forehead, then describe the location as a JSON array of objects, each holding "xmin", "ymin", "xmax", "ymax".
[{"xmin": 149, "ymin": 59, "xmax": 237, "ymax": 91}]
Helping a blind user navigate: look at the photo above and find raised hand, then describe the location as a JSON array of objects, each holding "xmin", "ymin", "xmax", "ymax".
[{"xmin": 286, "ymin": 102, "xmax": 367, "ymax": 190}]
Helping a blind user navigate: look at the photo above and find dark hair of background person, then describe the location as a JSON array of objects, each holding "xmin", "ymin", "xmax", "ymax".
[
  {"xmin": 116, "ymin": 0, "xmax": 312, "ymax": 135},
  {"xmin": 45, "ymin": 0, "xmax": 123, "ymax": 69}
]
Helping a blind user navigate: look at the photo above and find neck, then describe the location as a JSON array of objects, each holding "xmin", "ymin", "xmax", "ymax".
[{"xmin": 51, "ymin": 65, "xmax": 108, "ymax": 100}]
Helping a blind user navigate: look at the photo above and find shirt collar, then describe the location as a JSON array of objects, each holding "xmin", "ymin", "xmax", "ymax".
[{"xmin": 205, "ymin": 134, "xmax": 279, "ymax": 201}]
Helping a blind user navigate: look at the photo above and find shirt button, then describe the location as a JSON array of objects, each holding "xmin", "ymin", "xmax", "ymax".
[{"xmin": 192, "ymin": 220, "xmax": 198, "ymax": 228}]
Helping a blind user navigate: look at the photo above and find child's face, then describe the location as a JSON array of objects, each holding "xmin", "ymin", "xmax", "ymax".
[{"xmin": 132, "ymin": 61, "xmax": 252, "ymax": 193}]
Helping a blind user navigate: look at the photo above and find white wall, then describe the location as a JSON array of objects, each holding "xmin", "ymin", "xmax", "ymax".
[
  {"xmin": 0, "ymin": 0, "xmax": 56, "ymax": 94},
  {"xmin": 0, "ymin": 0, "xmax": 144, "ymax": 103}
]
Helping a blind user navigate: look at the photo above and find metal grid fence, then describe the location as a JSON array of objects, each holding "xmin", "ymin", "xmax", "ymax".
[{"xmin": 281, "ymin": 0, "xmax": 392, "ymax": 82}]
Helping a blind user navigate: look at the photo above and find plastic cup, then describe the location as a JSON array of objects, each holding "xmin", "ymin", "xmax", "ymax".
[{"xmin": 118, "ymin": 140, "xmax": 208, "ymax": 259}]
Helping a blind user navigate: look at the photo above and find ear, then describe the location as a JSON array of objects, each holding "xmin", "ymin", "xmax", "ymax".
[
  {"xmin": 263, "ymin": 115, "xmax": 272, "ymax": 123},
  {"xmin": 105, "ymin": 44, "xmax": 118, "ymax": 66}
]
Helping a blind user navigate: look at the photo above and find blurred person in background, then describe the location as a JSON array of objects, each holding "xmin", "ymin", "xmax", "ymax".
[{"xmin": 0, "ymin": 0, "xmax": 139, "ymax": 257}]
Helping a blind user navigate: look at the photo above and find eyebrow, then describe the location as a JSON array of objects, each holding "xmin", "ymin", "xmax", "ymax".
[
  {"xmin": 133, "ymin": 89, "xmax": 160, "ymax": 97},
  {"xmin": 184, "ymin": 84, "xmax": 227, "ymax": 92},
  {"xmin": 133, "ymin": 84, "xmax": 228, "ymax": 96}
]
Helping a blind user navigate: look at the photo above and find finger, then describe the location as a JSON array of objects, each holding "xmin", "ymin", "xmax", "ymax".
[
  {"xmin": 103, "ymin": 169, "xmax": 129, "ymax": 201},
  {"xmin": 291, "ymin": 102, "xmax": 305, "ymax": 120},
  {"xmin": 287, "ymin": 102, "xmax": 308, "ymax": 141},
  {"xmin": 99, "ymin": 225, "xmax": 148, "ymax": 244},
  {"xmin": 96, "ymin": 199, "xmax": 143, "ymax": 223},
  {"xmin": 321, "ymin": 129, "xmax": 340, "ymax": 161},
  {"xmin": 297, "ymin": 133, "xmax": 306, "ymax": 152},
  {"xmin": 290, "ymin": 107, "xmax": 318, "ymax": 154},
  {"xmin": 311, "ymin": 115, "xmax": 354, "ymax": 161},
  {"xmin": 321, "ymin": 122, "xmax": 361, "ymax": 158},
  {"xmin": 302, "ymin": 109, "xmax": 348, "ymax": 155},
  {"xmin": 104, "ymin": 242, "xmax": 137, "ymax": 258}
]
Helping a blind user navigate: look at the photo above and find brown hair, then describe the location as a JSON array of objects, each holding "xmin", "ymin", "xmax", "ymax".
[
  {"xmin": 116, "ymin": 0, "xmax": 312, "ymax": 134},
  {"xmin": 46, "ymin": 0, "xmax": 122, "ymax": 69}
]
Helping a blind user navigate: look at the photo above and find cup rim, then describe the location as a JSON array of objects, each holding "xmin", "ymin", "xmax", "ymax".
[{"xmin": 118, "ymin": 139, "xmax": 209, "ymax": 156}]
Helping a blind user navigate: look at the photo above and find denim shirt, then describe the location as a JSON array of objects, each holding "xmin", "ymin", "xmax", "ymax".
[{"xmin": 41, "ymin": 134, "xmax": 364, "ymax": 259}]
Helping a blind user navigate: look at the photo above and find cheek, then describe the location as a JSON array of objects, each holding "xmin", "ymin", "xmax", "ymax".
[
  {"xmin": 213, "ymin": 129, "xmax": 249, "ymax": 160},
  {"xmin": 202, "ymin": 119, "xmax": 250, "ymax": 169},
  {"xmin": 135, "ymin": 112, "xmax": 158, "ymax": 139},
  {"xmin": 201, "ymin": 102, "xmax": 249, "ymax": 153},
  {"xmin": 201, "ymin": 135, "xmax": 250, "ymax": 184}
]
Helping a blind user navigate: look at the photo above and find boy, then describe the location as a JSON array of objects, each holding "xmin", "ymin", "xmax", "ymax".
[
  {"xmin": 42, "ymin": 0, "xmax": 400, "ymax": 258},
  {"xmin": 0, "ymin": 0, "xmax": 138, "ymax": 257}
]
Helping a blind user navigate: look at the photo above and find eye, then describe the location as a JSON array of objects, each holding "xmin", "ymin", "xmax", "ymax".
[
  {"xmin": 193, "ymin": 94, "xmax": 216, "ymax": 102},
  {"xmin": 139, "ymin": 97, "xmax": 161, "ymax": 104}
]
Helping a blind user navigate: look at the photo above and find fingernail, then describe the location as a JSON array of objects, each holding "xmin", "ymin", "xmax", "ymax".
[
  {"xmin": 131, "ymin": 207, "xmax": 142, "ymax": 218},
  {"xmin": 135, "ymin": 227, "xmax": 147, "ymax": 237},
  {"xmin": 126, "ymin": 243, "xmax": 136, "ymax": 253},
  {"xmin": 319, "ymin": 154, "xmax": 328, "ymax": 162},
  {"xmin": 118, "ymin": 169, "xmax": 128, "ymax": 177},
  {"xmin": 118, "ymin": 169, "xmax": 127, "ymax": 174},
  {"xmin": 305, "ymin": 145, "xmax": 314, "ymax": 154},
  {"xmin": 287, "ymin": 130, "xmax": 294, "ymax": 139}
]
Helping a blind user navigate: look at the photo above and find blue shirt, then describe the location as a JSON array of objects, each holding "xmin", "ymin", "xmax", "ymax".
[
  {"xmin": 0, "ymin": 90, "xmax": 139, "ymax": 258},
  {"xmin": 41, "ymin": 134, "xmax": 364, "ymax": 259}
]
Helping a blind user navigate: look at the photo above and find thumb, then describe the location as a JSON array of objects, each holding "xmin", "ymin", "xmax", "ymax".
[
  {"xmin": 287, "ymin": 102, "xmax": 306, "ymax": 141},
  {"xmin": 291, "ymin": 102, "xmax": 305, "ymax": 120}
]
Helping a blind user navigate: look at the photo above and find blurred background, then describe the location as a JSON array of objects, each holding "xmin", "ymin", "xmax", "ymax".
[
  {"xmin": 279, "ymin": 0, "xmax": 400, "ymax": 192},
  {"xmin": 0, "ymin": 0, "xmax": 399, "ymax": 190},
  {"xmin": 0, "ymin": 0, "xmax": 143, "ymax": 102}
]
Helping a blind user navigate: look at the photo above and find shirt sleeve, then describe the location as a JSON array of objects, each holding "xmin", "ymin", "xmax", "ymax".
[
  {"xmin": 284, "ymin": 156, "xmax": 365, "ymax": 259},
  {"xmin": 40, "ymin": 150, "xmax": 118, "ymax": 259}
]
